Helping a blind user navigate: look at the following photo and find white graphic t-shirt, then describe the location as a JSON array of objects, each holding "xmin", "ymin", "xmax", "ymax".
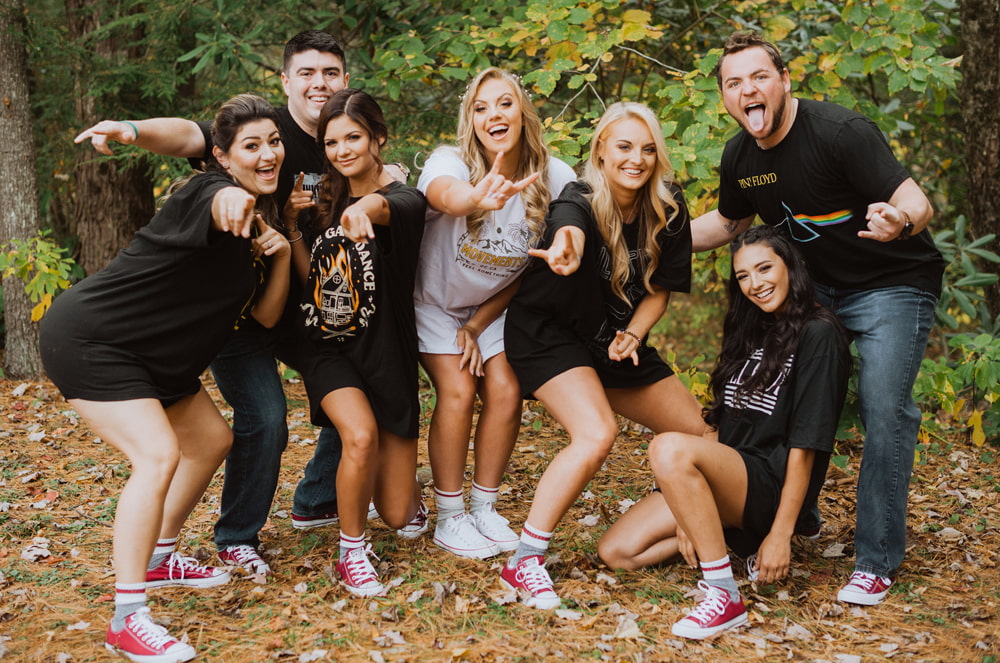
[{"xmin": 414, "ymin": 147, "xmax": 575, "ymax": 357}]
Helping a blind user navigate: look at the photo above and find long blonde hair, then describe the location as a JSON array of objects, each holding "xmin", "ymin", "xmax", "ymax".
[
  {"xmin": 457, "ymin": 67, "xmax": 551, "ymax": 245},
  {"xmin": 583, "ymin": 102, "xmax": 681, "ymax": 305}
]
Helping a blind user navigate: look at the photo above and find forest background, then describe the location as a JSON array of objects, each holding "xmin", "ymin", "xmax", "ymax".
[{"xmin": 0, "ymin": 0, "xmax": 999, "ymax": 661}]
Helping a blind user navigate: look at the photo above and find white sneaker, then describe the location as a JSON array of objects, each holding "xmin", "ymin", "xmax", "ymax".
[
  {"xmin": 433, "ymin": 513, "xmax": 500, "ymax": 559},
  {"xmin": 396, "ymin": 500, "xmax": 429, "ymax": 540},
  {"xmin": 471, "ymin": 504, "xmax": 519, "ymax": 552}
]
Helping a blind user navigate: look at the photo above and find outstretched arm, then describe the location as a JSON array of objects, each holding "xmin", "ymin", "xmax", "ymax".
[
  {"xmin": 753, "ymin": 447, "xmax": 815, "ymax": 584},
  {"xmin": 424, "ymin": 150, "xmax": 540, "ymax": 218},
  {"xmin": 691, "ymin": 209, "xmax": 754, "ymax": 252},
  {"xmin": 859, "ymin": 178, "xmax": 934, "ymax": 242},
  {"xmin": 527, "ymin": 225, "xmax": 585, "ymax": 276},
  {"xmin": 74, "ymin": 118, "xmax": 208, "ymax": 158}
]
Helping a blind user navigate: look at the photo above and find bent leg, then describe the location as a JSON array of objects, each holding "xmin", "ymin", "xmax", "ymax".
[
  {"xmin": 472, "ymin": 352, "xmax": 522, "ymax": 489},
  {"xmin": 651, "ymin": 432, "xmax": 748, "ymax": 564},
  {"xmin": 597, "ymin": 491, "xmax": 682, "ymax": 570},
  {"xmin": 68, "ymin": 398, "xmax": 180, "ymax": 585},
  {"xmin": 524, "ymin": 367, "xmax": 619, "ymax": 533},
  {"xmin": 322, "ymin": 388, "xmax": 379, "ymax": 538},
  {"xmin": 606, "ymin": 374, "xmax": 707, "ymax": 436},
  {"xmin": 372, "ymin": 431, "xmax": 420, "ymax": 530}
]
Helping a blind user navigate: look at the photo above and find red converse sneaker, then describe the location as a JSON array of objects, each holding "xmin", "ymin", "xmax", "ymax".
[
  {"xmin": 105, "ymin": 607, "xmax": 196, "ymax": 662},
  {"xmin": 218, "ymin": 544, "xmax": 271, "ymax": 576},
  {"xmin": 837, "ymin": 570, "xmax": 893, "ymax": 605},
  {"xmin": 336, "ymin": 544, "xmax": 385, "ymax": 597},
  {"xmin": 500, "ymin": 555, "xmax": 561, "ymax": 609},
  {"xmin": 145, "ymin": 552, "xmax": 230, "ymax": 589},
  {"xmin": 395, "ymin": 500, "xmax": 429, "ymax": 540},
  {"xmin": 671, "ymin": 581, "xmax": 748, "ymax": 639}
]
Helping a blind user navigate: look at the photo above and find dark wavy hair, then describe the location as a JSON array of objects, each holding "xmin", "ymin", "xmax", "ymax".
[
  {"xmin": 704, "ymin": 225, "xmax": 849, "ymax": 427},
  {"xmin": 312, "ymin": 88, "xmax": 388, "ymax": 231}
]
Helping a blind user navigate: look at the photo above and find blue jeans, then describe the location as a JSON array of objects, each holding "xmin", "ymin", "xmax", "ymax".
[
  {"xmin": 292, "ymin": 427, "xmax": 343, "ymax": 517},
  {"xmin": 815, "ymin": 284, "xmax": 937, "ymax": 578},
  {"xmin": 211, "ymin": 322, "xmax": 340, "ymax": 548}
]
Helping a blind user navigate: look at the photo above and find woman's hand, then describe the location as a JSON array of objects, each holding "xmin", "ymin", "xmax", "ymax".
[
  {"xmin": 253, "ymin": 215, "xmax": 290, "ymax": 259},
  {"xmin": 676, "ymin": 525, "xmax": 698, "ymax": 568},
  {"xmin": 73, "ymin": 120, "xmax": 137, "ymax": 155},
  {"xmin": 608, "ymin": 330, "xmax": 640, "ymax": 365},
  {"xmin": 284, "ymin": 172, "xmax": 316, "ymax": 228},
  {"xmin": 212, "ymin": 186, "xmax": 257, "ymax": 237},
  {"xmin": 528, "ymin": 226, "xmax": 583, "ymax": 276},
  {"xmin": 340, "ymin": 203, "xmax": 376, "ymax": 243},
  {"xmin": 754, "ymin": 532, "xmax": 792, "ymax": 584},
  {"xmin": 456, "ymin": 324, "xmax": 485, "ymax": 377},
  {"xmin": 468, "ymin": 150, "xmax": 540, "ymax": 211}
]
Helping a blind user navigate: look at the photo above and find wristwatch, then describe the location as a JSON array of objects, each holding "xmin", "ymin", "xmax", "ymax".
[{"xmin": 897, "ymin": 220, "xmax": 914, "ymax": 241}]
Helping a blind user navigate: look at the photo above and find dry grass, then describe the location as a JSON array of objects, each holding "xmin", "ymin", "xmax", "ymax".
[{"xmin": 1, "ymin": 376, "xmax": 997, "ymax": 662}]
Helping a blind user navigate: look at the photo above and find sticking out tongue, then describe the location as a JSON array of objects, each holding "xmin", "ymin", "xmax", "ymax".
[{"xmin": 747, "ymin": 106, "xmax": 766, "ymax": 132}]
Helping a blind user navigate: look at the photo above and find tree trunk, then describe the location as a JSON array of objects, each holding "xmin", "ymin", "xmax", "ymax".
[
  {"xmin": 960, "ymin": 0, "xmax": 1000, "ymax": 322},
  {"xmin": 0, "ymin": 0, "xmax": 44, "ymax": 378},
  {"xmin": 66, "ymin": 0, "xmax": 154, "ymax": 275}
]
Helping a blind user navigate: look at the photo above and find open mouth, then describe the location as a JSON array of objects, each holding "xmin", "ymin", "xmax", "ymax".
[
  {"xmin": 256, "ymin": 166, "xmax": 277, "ymax": 180},
  {"xmin": 487, "ymin": 124, "xmax": 509, "ymax": 140},
  {"xmin": 622, "ymin": 168, "xmax": 643, "ymax": 177},
  {"xmin": 745, "ymin": 103, "xmax": 766, "ymax": 132},
  {"xmin": 754, "ymin": 286, "xmax": 774, "ymax": 300}
]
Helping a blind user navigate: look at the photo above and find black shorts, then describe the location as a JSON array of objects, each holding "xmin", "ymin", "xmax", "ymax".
[
  {"xmin": 723, "ymin": 453, "xmax": 782, "ymax": 558},
  {"xmin": 300, "ymin": 344, "xmax": 419, "ymax": 439},
  {"xmin": 505, "ymin": 321, "xmax": 673, "ymax": 397},
  {"xmin": 40, "ymin": 336, "xmax": 200, "ymax": 407}
]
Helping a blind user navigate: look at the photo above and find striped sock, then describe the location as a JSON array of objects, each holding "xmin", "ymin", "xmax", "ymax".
[
  {"xmin": 469, "ymin": 481, "xmax": 499, "ymax": 513},
  {"xmin": 339, "ymin": 532, "xmax": 366, "ymax": 560},
  {"xmin": 434, "ymin": 487, "xmax": 465, "ymax": 521},
  {"xmin": 511, "ymin": 522, "xmax": 552, "ymax": 564},
  {"xmin": 147, "ymin": 537, "xmax": 177, "ymax": 571},
  {"xmin": 700, "ymin": 555, "xmax": 740, "ymax": 600},
  {"xmin": 111, "ymin": 582, "xmax": 146, "ymax": 631}
]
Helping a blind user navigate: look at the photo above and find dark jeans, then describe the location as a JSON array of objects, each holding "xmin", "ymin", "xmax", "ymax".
[{"xmin": 211, "ymin": 322, "xmax": 340, "ymax": 549}]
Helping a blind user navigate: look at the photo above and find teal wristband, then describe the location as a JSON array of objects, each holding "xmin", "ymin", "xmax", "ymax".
[{"xmin": 122, "ymin": 120, "xmax": 139, "ymax": 139}]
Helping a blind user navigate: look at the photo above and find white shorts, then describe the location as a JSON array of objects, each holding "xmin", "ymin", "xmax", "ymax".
[{"xmin": 414, "ymin": 302, "xmax": 507, "ymax": 361}]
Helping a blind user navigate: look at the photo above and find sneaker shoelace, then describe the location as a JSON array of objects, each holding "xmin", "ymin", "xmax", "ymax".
[
  {"xmin": 128, "ymin": 610, "xmax": 176, "ymax": 650},
  {"xmin": 516, "ymin": 559, "xmax": 554, "ymax": 594},
  {"xmin": 343, "ymin": 545, "xmax": 379, "ymax": 584},
  {"xmin": 167, "ymin": 553, "xmax": 213, "ymax": 579},
  {"xmin": 847, "ymin": 571, "xmax": 881, "ymax": 591},
  {"xmin": 225, "ymin": 545, "xmax": 262, "ymax": 566},
  {"xmin": 745, "ymin": 553, "xmax": 759, "ymax": 581},
  {"xmin": 687, "ymin": 581, "xmax": 730, "ymax": 623}
]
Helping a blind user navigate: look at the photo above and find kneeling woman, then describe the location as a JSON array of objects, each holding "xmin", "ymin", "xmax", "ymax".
[
  {"xmin": 597, "ymin": 225, "xmax": 850, "ymax": 639},
  {"xmin": 500, "ymin": 102, "xmax": 708, "ymax": 608},
  {"xmin": 40, "ymin": 94, "xmax": 291, "ymax": 662},
  {"xmin": 289, "ymin": 89, "xmax": 427, "ymax": 597}
]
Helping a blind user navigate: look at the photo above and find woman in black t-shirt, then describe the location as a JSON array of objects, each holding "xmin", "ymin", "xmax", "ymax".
[
  {"xmin": 597, "ymin": 226, "xmax": 850, "ymax": 640},
  {"xmin": 40, "ymin": 94, "xmax": 291, "ymax": 662},
  {"xmin": 285, "ymin": 89, "xmax": 427, "ymax": 598},
  {"xmin": 498, "ymin": 102, "xmax": 708, "ymax": 609}
]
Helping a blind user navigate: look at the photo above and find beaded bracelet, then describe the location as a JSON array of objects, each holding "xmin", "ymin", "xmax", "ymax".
[{"xmin": 620, "ymin": 328, "xmax": 641, "ymax": 343}]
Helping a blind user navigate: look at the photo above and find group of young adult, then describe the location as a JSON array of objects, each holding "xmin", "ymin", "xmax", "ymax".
[{"xmin": 57, "ymin": 27, "xmax": 941, "ymax": 662}]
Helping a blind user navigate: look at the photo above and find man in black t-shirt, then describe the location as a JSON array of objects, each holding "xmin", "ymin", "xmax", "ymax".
[
  {"xmin": 691, "ymin": 31, "xmax": 944, "ymax": 607},
  {"xmin": 74, "ymin": 31, "xmax": 358, "ymax": 575}
]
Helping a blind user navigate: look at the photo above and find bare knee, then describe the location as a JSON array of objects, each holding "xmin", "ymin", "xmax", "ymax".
[
  {"xmin": 597, "ymin": 536, "xmax": 641, "ymax": 571},
  {"xmin": 341, "ymin": 428, "xmax": 378, "ymax": 467},
  {"xmin": 649, "ymin": 432, "xmax": 699, "ymax": 481},
  {"xmin": 568, "ymin": 419, "xmax": 618, "ymax": 473}
]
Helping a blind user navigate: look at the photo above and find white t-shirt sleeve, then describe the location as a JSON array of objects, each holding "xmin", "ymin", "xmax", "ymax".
[
  {"xmin": 546, "ymin": 157, "xmax": 577, "ymax": 199},
  {"xmin": 417, "ymin": 147, "xmax": 470, "ymax": 194}
]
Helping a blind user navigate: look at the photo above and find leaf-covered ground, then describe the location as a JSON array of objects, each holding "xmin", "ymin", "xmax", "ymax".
[{"xmin": 1, "ymin": 375, "xmax": 997, "ymax": 662}]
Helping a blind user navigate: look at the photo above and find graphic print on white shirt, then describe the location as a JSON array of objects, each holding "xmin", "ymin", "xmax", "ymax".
[
  {"xmin": 723, "ymin": 349, "xmax": 795, "ymax": 415},
  {"xmin": 454, "ymin": 214, "xmax": 531, "ymax": 279}
]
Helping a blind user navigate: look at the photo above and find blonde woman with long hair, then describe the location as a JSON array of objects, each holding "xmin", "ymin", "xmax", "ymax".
[
  {"xmin": 499, "ymin": 102, "xmax": 707, "ymax": 608},
  {"xmin": 415, "ymin": 67, "xmax": 576, "ymax": 559}
]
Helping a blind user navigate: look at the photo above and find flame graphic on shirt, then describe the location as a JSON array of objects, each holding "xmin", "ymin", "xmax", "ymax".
[{"xmin": 314, "ymin": 245, "xmax": 360, "ymax": 329}]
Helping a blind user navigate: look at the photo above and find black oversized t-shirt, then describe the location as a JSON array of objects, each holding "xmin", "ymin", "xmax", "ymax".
[
  {"xmin": 40, "ymin": 171, "xmax": 261, "ymax": 398},
  {"xmin": 509, "ymin": 180, "xmax": 692, "ymax": 350},
  {"xmin": 718, "ymin": 99, "xmax": 944, "ymax": 296},
  {"xmin": 720, "ymin": 318, "xmax": 849, "ymax": 510},
  {"xmin": 298, "ymin": 182, "xmax": 426, "ymax": 395}
]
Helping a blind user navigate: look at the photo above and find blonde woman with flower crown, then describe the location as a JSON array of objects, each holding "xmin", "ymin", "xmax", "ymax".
[{"xmin": 415, "ymin": 67, "xmax": 576, "ymax": 559}]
